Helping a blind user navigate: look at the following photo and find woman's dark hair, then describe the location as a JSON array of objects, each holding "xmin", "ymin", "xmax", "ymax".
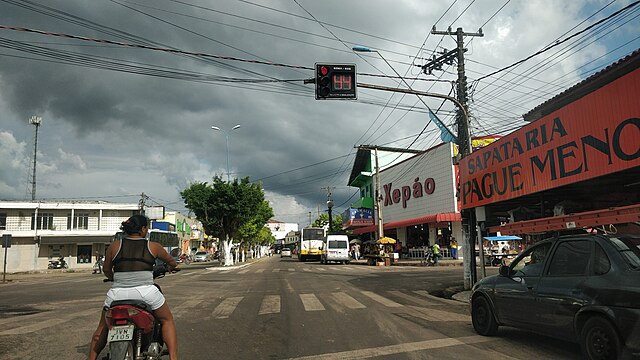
[{"xmin": 120, "ymin": 215, "xmax": 149, "ymax": 235}]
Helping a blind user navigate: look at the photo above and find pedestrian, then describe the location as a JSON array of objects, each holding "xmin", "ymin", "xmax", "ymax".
[
  {"xmin": 354, "ymin": 243, "xmax": 360, "ymax": 261},
  {"xmin": 350, "ymin": 244, "xmax": 355, "ymax": 259},
  {"xmin": 432, "ymin": 242, "xmax": 441, "ymax": 265},
  {"xmin": 450, "ymin": 237, "xmax": 458, "ymax": 259},
  {"xmin": 88, "ymin": 215, "xmax": 179, "ymax": 360}
]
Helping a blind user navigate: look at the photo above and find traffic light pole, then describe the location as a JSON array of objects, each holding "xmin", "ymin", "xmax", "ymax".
[
  {"xmin": 355, "ymin": 82, "xmax": 469, "ymax": 130},
  {"xmin": 355, "ymin": 81, "xmax": 473, "ymax": 287}
]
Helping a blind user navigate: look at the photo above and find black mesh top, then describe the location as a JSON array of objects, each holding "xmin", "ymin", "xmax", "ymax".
[{"xmin": 112, "ymin": 238, "xmax": 156, "ymax": 272}]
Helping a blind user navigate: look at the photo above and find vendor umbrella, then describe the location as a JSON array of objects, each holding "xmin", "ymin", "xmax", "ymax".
[
  {"xmin": 377, "ymin": 237, "xmax": 397, "ymax": 244},
  {"xmin": 349, "ymin": 239, "xmax": 362, "ymax": 244}
]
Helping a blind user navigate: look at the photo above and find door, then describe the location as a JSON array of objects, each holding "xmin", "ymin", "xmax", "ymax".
[
  {"xmin": 493, "ymin": 241, "xmax": 553, "ymax": 327},
  {"xmin": 535, "ymin": 239, "xmax": 592, "ymax": 339}
]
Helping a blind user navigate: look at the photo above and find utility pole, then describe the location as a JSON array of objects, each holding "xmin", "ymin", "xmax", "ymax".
[
  {"xmin": 322, "ymin": 186, "xmax": 334, "ymax": 233},
  {"xmin": 430, "ymin": 26, "xmax": 483, "ymax": 289},
  {"xmin": 28, "ymin": 116, "xmax": 42, "ymax": 201},
  {"xmin": 139, "ymin": 192, "xmax": 148, "ymax": 215}
]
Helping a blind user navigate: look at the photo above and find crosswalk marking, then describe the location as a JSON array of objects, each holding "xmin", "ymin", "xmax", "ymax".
[
  {"xmin": 0, "ymin": 308, "xmax": 97, "ymax": 335},
  {"xmin": 299, "ymin": 293, "xmax": 325, "ymax": 311},
  {"xmin": 255, "ymin": 269, "xmax": 265, "ymax": 273},
  {"xmin": 388, "ymin": 290, "xmax": 444, "ymax": 307},
  {"xmin": 360, "ymin": 291, "xmax": 403, "ymax": 307},
  {"xmin": 212, "ymin": 297, "xmax": 243, "ymax": 319},
  {"xmin": 302, "ymin": 268, "xmax": 312, "ymax": 272},
  {"xmin": 331, "ymin": 292, "xmax": 365, "ymax": 309},
  {"xmin": 408, "ymin": 306, "xmax": 470, "ymax": 322},
  {"xmin": 238, "ymin": 269, "xmax": 250, "ymax": 274},
  {"xmin": 258, "ymin": 295, "xmax": 281, "ymax": 315},
  {"xmin": 272, "ymin": 269, "xmax": 280, "ymax": 272},
  {"xmin": 287, "ymin": 335, "xmax": 495, "ymax": 360},
  {"xmin": 173, "ymin": 297, "xmax": 206, "ymax": 319},
  {"xmin": 287, "ymin": 268, "xmax": 295, "ymax": 272},
  {"xmin": 412, "ymin": 290, "xmax": 463, "ymax": 305}
]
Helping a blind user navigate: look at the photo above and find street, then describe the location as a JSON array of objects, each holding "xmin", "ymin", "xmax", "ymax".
[{"xmin": 1, "ymin": 257, "xmax": 583, "ymax": 359}]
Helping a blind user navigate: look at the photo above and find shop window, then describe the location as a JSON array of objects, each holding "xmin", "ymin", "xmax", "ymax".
[
  {"xmin": 0, "ymin": 213, "xmax": 6, "ymax": 230},
  {"xmin": 77, "ymin": 245, "xmax": 92, "ymax": 264}
]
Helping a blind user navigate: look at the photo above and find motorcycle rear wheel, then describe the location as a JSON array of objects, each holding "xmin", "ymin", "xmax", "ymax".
[{"xmin": 109, "ymin": 341, "xmax": 134, "ymax": 360}]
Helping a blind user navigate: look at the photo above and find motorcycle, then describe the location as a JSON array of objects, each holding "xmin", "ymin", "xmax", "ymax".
[
  {"xmin": 102, "ymin": 263, "xmax": 177, "ymax": 360},
  {"xmin": 422, "ymin": 249, "xmax": 436, "ymax": 266},
  {"xmin": 48, "ymin": 256, "xmax": 68, "ymax": 269},
  {"xmin": 178, "ymin": 253, "xmax": 191, "ymax": 265},
  {"xmin": 93, "ymin": 256, "xmax": 105, "ymax": 274}
]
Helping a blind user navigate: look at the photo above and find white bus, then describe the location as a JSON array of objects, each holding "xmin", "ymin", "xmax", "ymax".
[{"xmin": 297, "ymin": 227, "xmax": 325, "ymax": 262}]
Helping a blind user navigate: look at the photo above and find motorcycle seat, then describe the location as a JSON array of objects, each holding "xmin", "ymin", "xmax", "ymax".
[{"xmin": 110, "ymin": 300, "xmax": 151, "ymax": 311}]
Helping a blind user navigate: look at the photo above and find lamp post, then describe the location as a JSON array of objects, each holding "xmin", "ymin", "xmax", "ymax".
[{"xmin": 211, "ymin": 124, "xmax": 241, "ymax": 181}]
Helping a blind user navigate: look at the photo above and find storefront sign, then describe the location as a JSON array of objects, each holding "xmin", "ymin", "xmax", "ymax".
[
  {"xmin": 460, "ymin": 70, "xmax": 640, "ymax": 209},
  {"xmin": 342, "ymin": 208, "xmax": 374, "ymax": 227},
  {"xmin": 383, "ymin": 177, "xmax": 436, "ymax": 209}
]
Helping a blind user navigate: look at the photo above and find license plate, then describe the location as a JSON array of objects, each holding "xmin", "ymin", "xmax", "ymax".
[{"xmin": 108, "ymin": 325, "xmax": 134, "ymax": 342}]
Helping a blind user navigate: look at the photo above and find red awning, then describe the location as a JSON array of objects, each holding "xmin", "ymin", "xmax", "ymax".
[{"xmin": 352, "ymin": 212, "xmax": 461, "ymax": 235}]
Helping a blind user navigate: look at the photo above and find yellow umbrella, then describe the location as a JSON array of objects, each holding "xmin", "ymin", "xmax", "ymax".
[{"xmin": 377, "ymin": 237, "xmax": 396, "ymax": 244}]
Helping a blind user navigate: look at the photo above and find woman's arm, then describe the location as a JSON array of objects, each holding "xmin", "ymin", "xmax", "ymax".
[
  {"xmin": 151, "ymin": 243, "xmax": 179, "ymax": 271},
  {"xmin": 102, "ymin": 240, "xmax": 118, "ymax": 280}
]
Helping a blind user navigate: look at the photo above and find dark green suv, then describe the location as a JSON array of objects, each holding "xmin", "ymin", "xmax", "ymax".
[{"xmin": 471, "ymin": 233, "xmax": 640, "ymax": 360}]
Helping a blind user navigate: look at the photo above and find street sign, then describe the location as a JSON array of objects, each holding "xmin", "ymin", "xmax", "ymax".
[
  {"xmin": 2, "ymin": 234, "xmax": 11, "ymax": 248},
  {"xmin": 315, "ymin": 63, "xmax": 357, "ymax": 100}
]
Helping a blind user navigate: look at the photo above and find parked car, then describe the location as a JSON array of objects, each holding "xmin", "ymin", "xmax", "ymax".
[
  {"xmin": 281, "ymin": 248, "xmax": 292, "ymax": 258},
  {"xmin": 194, "ymin": 251, "xmax": 211, "ymax": 262},
  {"xmin": 470, "ymin": 233, "xmax": 640, "ymax": 360}
]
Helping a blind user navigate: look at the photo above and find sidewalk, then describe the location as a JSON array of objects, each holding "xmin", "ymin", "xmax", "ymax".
[{"xmin": 350, "ymin": 257, "xmax": 463, "ymax": 267}]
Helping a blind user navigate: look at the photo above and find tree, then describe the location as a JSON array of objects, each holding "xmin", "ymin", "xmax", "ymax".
[
  {"xmin": 237, "ymin": 200, "xmax": 274, "ymax": 260},
  {"xmin": 313, "ymin": 213, "xmax": 344, "ymax": 234},
  {"xmin": 181, "ymin": 176, "xmax": 269, "ymax": 266}
]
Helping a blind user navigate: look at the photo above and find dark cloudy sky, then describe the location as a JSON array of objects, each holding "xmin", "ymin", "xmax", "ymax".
[{"xmin": 0, "ymin": 0, "xmax": 637, "ymax": 226}]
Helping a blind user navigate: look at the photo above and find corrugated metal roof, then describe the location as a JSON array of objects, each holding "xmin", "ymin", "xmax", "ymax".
[{"xmin": 523, "ymin": 49, "xmax": 640, "ymax": 122}]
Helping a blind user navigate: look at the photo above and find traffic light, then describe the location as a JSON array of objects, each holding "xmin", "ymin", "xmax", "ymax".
[{"xmin": 315, "ymin": 63, "xmax": 357, "ymax": 100}]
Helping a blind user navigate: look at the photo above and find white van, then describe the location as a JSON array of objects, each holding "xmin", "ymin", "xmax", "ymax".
[{"xmin": 321, "ymin": 235, "xmax": 350, "ymax": 264}]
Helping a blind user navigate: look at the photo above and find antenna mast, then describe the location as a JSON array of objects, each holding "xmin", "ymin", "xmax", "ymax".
[{"xmin": 29, "ymin": 116, "xmax": 42, "ymax": 201}]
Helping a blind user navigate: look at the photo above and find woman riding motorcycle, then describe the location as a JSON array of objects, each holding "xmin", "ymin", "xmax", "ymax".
[{"xmin": 88, "ymin": 215, "xmax": 179, "ymax": 360}]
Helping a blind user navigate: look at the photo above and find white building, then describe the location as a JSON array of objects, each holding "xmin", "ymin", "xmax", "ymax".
[
  {"xmin": 351, "ymin": 143, "xmax": 463, "ymax": 258},
  {"xmin": 0, "ymin": 200, "xmax": 140, "ymax": 272},
  {"xmin": 266, "ymin": 219, "xmax": 299, "ymax": 243}
]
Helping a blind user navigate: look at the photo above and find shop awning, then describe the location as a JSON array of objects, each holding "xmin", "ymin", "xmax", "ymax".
[{"xmin": 352, "ymin": 212, "xmax": 461, "ymax": 235}]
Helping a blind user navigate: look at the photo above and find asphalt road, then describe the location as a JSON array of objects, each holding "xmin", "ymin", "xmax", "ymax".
[{"xmin": 0, "ymin": 256, "xmax": 583, "ymax": 359}]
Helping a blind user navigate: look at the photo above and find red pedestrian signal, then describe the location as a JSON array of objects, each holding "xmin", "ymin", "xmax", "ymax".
[{"xmin": 315, "ymin": 63, "xmax": 357, "ymax": 100}]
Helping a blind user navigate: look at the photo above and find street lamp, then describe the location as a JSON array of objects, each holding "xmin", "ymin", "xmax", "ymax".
[{"xmin": 211, "ymin": 124, "xmax": 241, "ymax": 181}]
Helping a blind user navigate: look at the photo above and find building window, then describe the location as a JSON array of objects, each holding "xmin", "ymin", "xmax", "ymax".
[
  {"xmin": 77, "ymin": 245, "xmax": 92, "ymax": 263},
  {"xmin": 0, "ymin": 213, "xmax": 6, "ymax": 230},
  {"xmin": 32, "ymin": 212, "xmax": 54, "ymax": 230},
  {"xmin": 67, "ymin": 213, "xmax": 89, "ymax": 230}
]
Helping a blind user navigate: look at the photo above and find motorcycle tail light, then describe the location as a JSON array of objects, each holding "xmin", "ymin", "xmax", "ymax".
[
  {"xmin": 127, "ymin": 308, "xmax": 140, "ymax": 317},
  {"xmin": 107, "ymin": 307, "xmax": 130, "ymax": 320},
  {"xmin": 114, "ymin": 319, "xmax": 128, "ymax": 326}
]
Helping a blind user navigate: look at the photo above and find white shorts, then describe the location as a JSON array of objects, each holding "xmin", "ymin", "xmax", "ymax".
[{"xmin": 104, "ymin": 285, "xmax": 166, "ymax": 311}]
